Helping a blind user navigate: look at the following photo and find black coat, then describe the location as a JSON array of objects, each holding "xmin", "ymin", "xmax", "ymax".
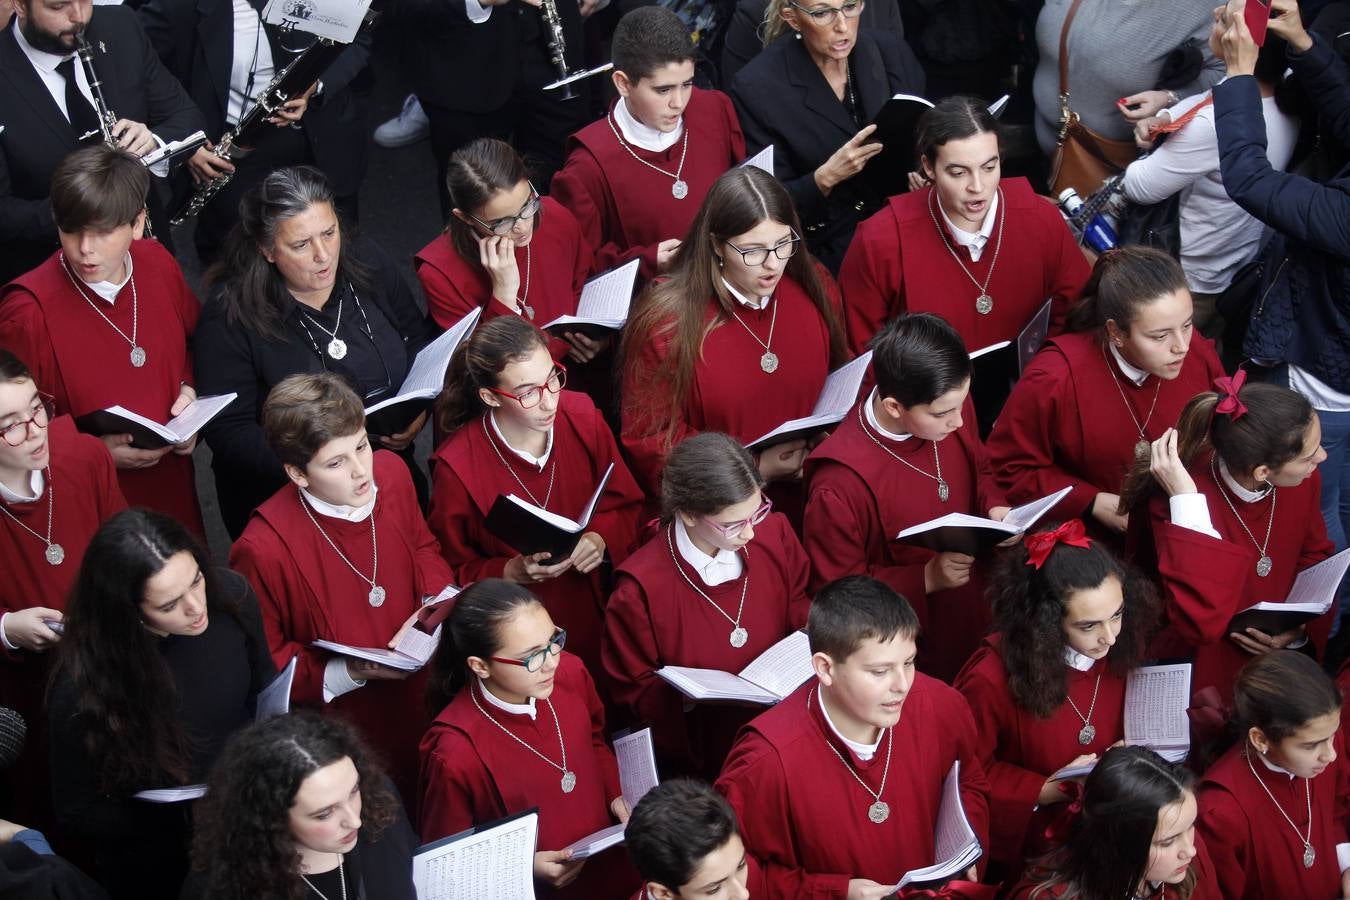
[
  {"xmin": 0, "ymin": 8, "xmax": 204, "ymax": 282},
  {"xmin": 0, "ymin": 843, "xmax": 110, "ymax": 900},
  {"xmin": 719, "ymin": 0, "xmax": 905, "ymax": 89},
  {"xmin": 729, "ymin": 28, "xmax": 923, "ymax": 272}
]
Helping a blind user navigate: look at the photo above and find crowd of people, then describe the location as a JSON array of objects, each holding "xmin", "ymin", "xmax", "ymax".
[{"xmin": 4, "ymin": 0, "xmax": 1350, "ymax": 896}]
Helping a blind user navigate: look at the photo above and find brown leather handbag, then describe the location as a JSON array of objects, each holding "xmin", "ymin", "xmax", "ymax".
[{"xmin": 1048, "ymin": 0, "xmax": 1140, "ymax": 198}]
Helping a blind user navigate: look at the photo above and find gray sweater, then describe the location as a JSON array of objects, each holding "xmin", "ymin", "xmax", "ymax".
[{"xmin": 1033, "ymin": 0, "xmax": 1225, "ymax": 154}]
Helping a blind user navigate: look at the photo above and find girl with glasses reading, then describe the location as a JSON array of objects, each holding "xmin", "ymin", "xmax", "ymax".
[
  {"xmin": 602, "ymin": 433, "xmax": 811, "ymax": 778},
  {"xmin": 430, "ymin": 316, "xmax": 643, "ymax": 673},
  {"xmin": 420, "ymin": 579, "xmax": 640, "ymax": 898}
]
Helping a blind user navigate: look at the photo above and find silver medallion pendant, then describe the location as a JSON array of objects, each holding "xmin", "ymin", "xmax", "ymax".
[
  {"xmin": 45, "ymin": 543, "xmax": 65, "ymax": 566},
  {"xmin": 561, "ymin": 770, "xmax": 577, "ymax": 793},
  {"xmin": 1256, "ymin": 555, "xmax": 1274, "ymax": 577},
  {"xmin": 368, "ymin": 585, "xmax": 386, "ymax": 607},
  {"xmin": 1078, "ymin": 723, "xmax": 1096, "ymax": 745},
  {"xmin": 867, "ymin": 801, "xmax": 890, "ymax": 824},
  {"xmin": 129, "ymin": 346, "xmax": 147, "ymax": 368},
  {"xmin": 672, "ymin": 179, "xmax": 689, "ymax": 199},
  {"xmin": 1304, "ymin": 844, "xmax": 1316, "ymax": 869},
  {"xmin": 520, "ymin": 302, "xmax": 535, "ymax": 321},
  {"xmin": 730, "ymin": 626, "xmax": 748, "ymax": 648},
  {"xmin": 975, "ymin": 294, "xmax": 994, "ymax": 315},
  {"xmin": 760, "ymin": 351, "xmax": 779, "ymax": 374},
  {"xmin": 937, "ymin": 479, "xmax": 950, "ymax": 503},
  {"xmin": 1135, "ymin": 440, "xmax": 1150, "ymax": 459},
  {"xmin": 327, "ymin": 338, "xmax": 348, "ymax": 360}
]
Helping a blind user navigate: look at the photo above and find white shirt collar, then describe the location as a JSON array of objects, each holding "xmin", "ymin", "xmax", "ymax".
[
  {"xmin": 300, "ymin": 485, "xmax": 377, "ymax": 523},
  {"xmin": 863, "ymin": 388, "xmax": 912, "ymax": 443},
  {"xmin": 1218, "ymin": 457, "xmax": 1271, "ymax": 503},
  {"xmin": 489, "ymin": 409, "xmax": 553, "ymax": 467},
  {"xmin": 721, "ymin": 276, "xmax": 771, "ymax": 310},
  {"xmin": 1109, "ymin": 342, "xmax": 1149, "ymax": 387},
  {"xmin": 12, "ymin": 19, "xmax": 71, "ymax": 74},
  {"xmin": 1063, "ymin": 645, "xmax": 1097, "ymax": 672},
  {"xmin": 673, "ymin": 517, "xmax": 743, "ymax": 586},
  {"xmin": 479, "ymin": 678, "xmax": 538, "ymax": 720},
  {"xmin": 938, "ymin": 190, "xmax": 999, "ymax": 261},
  {"xmin": 1255, "ymin": 749, "xmax": 1296, "ymax": 780},
  {"xmin": 613, "ymin": 96, "xmax": 683, "ymax": 153},
  {"xmin": 82, "ymin": 252, "xmax": 134, "ymax": 304},
  {"xmin": 0, "ymin": 469, "xmax": 44, "ymax": 504},
  {"xmin": 817, "ymin": 684, "xmax": 883, "ymax": 760}
]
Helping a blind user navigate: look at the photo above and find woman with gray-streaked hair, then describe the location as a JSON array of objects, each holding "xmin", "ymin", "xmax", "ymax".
[{"xmin": 194, "ymin": 165, "xmax": 435, "ymax": 537}]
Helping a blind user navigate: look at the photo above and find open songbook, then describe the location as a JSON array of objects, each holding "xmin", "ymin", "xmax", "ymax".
[
  {"xmin": 744, "ymin": 351, "xmax": 873, "ymax": 452},
  {"xmin": 76, "ymin": 393, "xmax": 237, "ymax": 450},
  {"xmin": 255, "ymin": 654, "xmax": 297, "ymax": 721},
  {"xmin": 891, "ymin": 761, "xmax": 982, "ymax": 891},
  {"xmin": 561, "ymin": 727, "xmax": 661, "ymax": 860},
  {"xmin": 313, "ymin": 584, "xmax": 460, "ymax": 672},
  {"xmin": 542, "ymin": 259, "xmax": 641, "ymax": 338},
  {"xmin": 1052, "ymin": 662, "xmax": 1193, "ymax": 780},
  {"xmin": 656, "ymin": 630, "xmax": 813, "ymax": 705},
  {"xmin": 1230, "ymin": 546, "xmax": 1350, "ymax": 636},
  {"xmin": 412, "ymin": 809, "xmax": 539, "ymax": 900},
  {"xmin": 485, "ymin": 463, "xmax": 614, "ymax": 565},
  {"xmin": 364, "ymin": 307, "xmax": 482, "ymax": 437},
  {"xmin": 740, "ymin": 144, "xmax": 775, "ymax": 177},
  {"xmin": 970, "ymin": 298, "xmax": 1055, "ymax": 438},
  {"xmin": 894, "ymin": 486, "xmax": 1074, "ymax": 556}
]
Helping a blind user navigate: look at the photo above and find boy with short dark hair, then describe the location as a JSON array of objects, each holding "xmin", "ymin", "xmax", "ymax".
[{"xmin": 626, "ymin": 778, "xmax": 762, "ymax": 900}]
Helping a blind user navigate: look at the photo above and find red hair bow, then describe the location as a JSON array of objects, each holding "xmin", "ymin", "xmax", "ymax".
[
  {"xmin": 1024, "ymin": 520, "xmax": 1092, "ymax": 569},
  {"xmin": 1213, "ymin": 369, "xmax": 1248, "ymax": 421}
]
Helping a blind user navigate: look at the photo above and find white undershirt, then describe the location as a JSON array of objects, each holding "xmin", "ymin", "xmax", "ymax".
[
  {"xmin": 226, "ymin": 0, "xmax": 275, "ymax": 127},
  {"xmin": 301, "ymin": 484, "xmax": 377, "ymax": 523},
  {"xmin": 721, "ymin": 277, "xmax": 771, "ymax": 310},
  {"xmin": 1063, "ymin": 646, "xmax": 1096, "ymax": 672},
  {"xmin": 613, "ymin": 96, "xmax": 683, "ymax": 152},
  {"xmin": 937, "ymin": 191, "xmax": 998, "ymax": 262},
  {"xmin": 673, "ymin": 517, "xmax": 743, "ymax": 585},
  {"xmin": 489, "ymin": 410, "xmax": 553, "ymax": 467},
  {"xmin": 0, "ymin": 470, "xmax": 43, "ymax": 504},
  {"xmin": 479, "ymin": 678, "xmax": 539, "ymax": 719},
  {"xmin": 863, "ymin": 388, "xmax": 912, "ymax": 443},
  {"xmin": 1109, "ymin": 342, "xmax": 1148, "ymax": 387},
  {"xmin": 817, "ymin": 684, "xmax": 883, "ymax": 761}
]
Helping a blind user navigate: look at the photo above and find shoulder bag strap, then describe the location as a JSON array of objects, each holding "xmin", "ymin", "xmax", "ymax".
[{"xmin": 1058, "ymin": 0, "xmax": 1088, "ymax": 133}]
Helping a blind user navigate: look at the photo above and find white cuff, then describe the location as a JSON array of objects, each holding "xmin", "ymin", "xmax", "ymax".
[
  {"xmin": 146, "ymin": 134, "xmax": 170, "ymax": 178},
  {"xmin": 465, "ymin": 0, "xmax": 491, "ymax": 23},
  {"xmin": 1169, "ymin": 493, "xmax": 1221, "ymax": 539},
  {"xmin": 0, "ymin": 613, "xmax": 18, "ymax": 651},
  {"xmin": 322, "ymin": 656, "xmax": 366, "ymax": 703},
  {"xmin": 1337, "ymin": 842, "xmax": 1350, "ymax": 873}
]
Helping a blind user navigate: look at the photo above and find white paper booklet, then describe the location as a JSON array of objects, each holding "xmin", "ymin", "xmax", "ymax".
[
  {"xmin": 894, "ymin": 486, "xmax": 1074, "ymax": 550},
  {"xmin": 1053, "ymin": 662, "xmax": 1193, "ymax": 780},
  {"xmin": 656, "ymin": 630, "xmax": 812, "ymax": 704},
  {"xmin": 745, "ymin": 352, "xmax": 873, "ymax": 451},
  {"xmin": 1234, "ymin": 546, "xmax": 1350, "ymax": 626},
  {"xmin": 263, "ymin": 0, "xmax": 371, "ymax": 43},
  {"xmin": 542, "ymin": 259, "xmax": 641, "ymax": 332},
  {"xmin": 315, "ymin": 623, "xmax": 444, "ymax": 673},
  {"xmin": 893, "ymin": 761, "xmax": 982, "ymax": 890},
  {"xmin": 740, "ymin": 145, "xmax": 775, "ymax": 176},
  {"xmin": 256, "ymin": 654, "xmax": 297, "ymax": 721},
  {"xmin": 412, "ymin": 810, "xmax": 538, "ymax": 900},
  {"xmin": 133, "ymin": 784, "xmax": 208, "ymax": 803},
  {"xmin": 365, "ymin": 307, "xmax": 482, "ymax": 415},
  {"xmin": 562, "ymin": 726, "xmax": 661, "ymax": 859},
  {"xmin": 91, "ymin": 393, "xmax": 237, "ymax": 446}
]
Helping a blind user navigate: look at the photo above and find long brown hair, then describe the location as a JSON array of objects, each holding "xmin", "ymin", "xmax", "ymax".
[
  {"xmin": 619, "ymin": 167, "xmax": 847, "ymax": 453},
  {"xmin": 434, "ymin": 316, "xmax": 551, "ymax": 436},
  {"xmin": 445, "ymin": 138, "xmax": 535, "ymax": 267}
]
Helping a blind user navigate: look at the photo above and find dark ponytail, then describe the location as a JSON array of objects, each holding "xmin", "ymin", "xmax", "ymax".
[
  {"xmin": 434, "ymin": 316, "xmax": 551, "ymax": 436},
  {"xmin": 1233, "ymin": 650, "xmax": 1341, "ymax": 746},
  {"xmin": 445, "ymin": 138, "xmax": 533, "ymax": 264},
  {"xmin": 915, "ymin": 95, "xmax": 1000, "ymax": 173},
  {"xmin": 660, "ymin": 433, "xmax": 764, "ymax": 523},
  {"xmin": 425, "ymin": 579, "xmax": 543, "ymax": 714},
  {"xmin": 1065, "ymin": 247, "xmax": 1188, "ymax": 335}
]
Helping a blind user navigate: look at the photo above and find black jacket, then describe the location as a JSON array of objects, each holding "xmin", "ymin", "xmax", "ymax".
[{"xmin": 719, "ymin": 0, "xmax": 905, "ymax": 89}]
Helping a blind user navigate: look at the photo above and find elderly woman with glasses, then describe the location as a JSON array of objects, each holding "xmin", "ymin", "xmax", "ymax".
[{"xmin": 727, "ymin": 0, "xmax": 924, "ymax": 273}]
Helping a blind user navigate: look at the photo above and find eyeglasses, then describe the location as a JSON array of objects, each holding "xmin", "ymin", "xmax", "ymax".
[
  {"xmin": 0, "ymin": 397, "xmax": 52, "ymax": 448},
  {"xmin": 487, "ymin": 363, "xmax": 567, "ymax": 409},
  {"xmin": 491, "ymin": 628, "xmax": 567, "ymax": 672},
  {"xmin": 787, "ymin": 0, "xmax": 864, "ymax": 24},
  {"xmin": 702, "ymin": 496, "xmax": 773, "ymax": 539},
  {"xmin": 723, "ymin": 231, "xmax": 801, "ymax": 267},
  {"xmin": 468, "ymin": 185, "xmax": 542, "ymax": 236}
]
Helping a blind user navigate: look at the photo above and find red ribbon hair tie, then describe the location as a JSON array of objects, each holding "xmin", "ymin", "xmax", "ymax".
[
  {"xmin": 1024, "ymin": 520, "xmax": 1092, "ymax": 569},
  {"xmin": 1213, "ymin": 369, "xmax": 1248, "ymax": 421}
]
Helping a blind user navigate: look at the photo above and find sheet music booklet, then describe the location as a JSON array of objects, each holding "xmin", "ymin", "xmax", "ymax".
[
  {"xmin": 561, "ymin": 727, "xmax": 662, "ymax": 860},
  {"xmin": 656, "ymin": 630, "xmax": 813, "ymax": 704},
  {"xmin": 364, "ymin": 307, "xmax": 482, "ymax": 436},
  {"xmin": 1229, "ymin": 546, "xmax": 1350, "ymax": 635},
  {"xmin": 745, "ymin": 352, "xmax": 873, "ymax": 451},
  {"xmin": 542, "ymin": 259, "xmax": 641, "ymax": 337},
  {"xmin": 891, "ymin": 761, "xmax": 982, "ymax": 890},
  {"xmin": 894, "ymin": 486, "xmax": 1074, "ymax": 556},
  {"xmin": 412, "ymin": 809, "xmax": 539, "ymax": 899},
  {"xmin": 76, "ymin": 393, "xmax": 237, "ymax": 450},
  {"xmin": 312, "ymin": 585, "xmax": 460, "ymax": 672},
  {"xmin": 1052, "ymin": 662, "xmax": 1193, "ymax": 780},
  {"xmin": 485, "ymin": 463, "xmax": 614, "ymax": 565}
]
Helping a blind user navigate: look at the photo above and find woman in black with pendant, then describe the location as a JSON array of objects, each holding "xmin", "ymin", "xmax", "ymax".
[{"xmin": 194, "ymin": 166, "xmax": 435, "ymax": 536}]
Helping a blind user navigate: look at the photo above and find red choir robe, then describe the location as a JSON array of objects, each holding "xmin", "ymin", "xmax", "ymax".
[
  {"xmin": 0, "ymin": 242, "xmax": 203, "ymax": 533},
  {"xmin": 427, "ymin": 390, "xmax": 643, "ymax": 672},
  {"xmin": 986, "ymin": 330, "xmax": 1224, "ymax": 528},
  {"xmin": 229, "ymin": 451, "xmax": 455, "ymax": 807},
  {"xmin": 714, "ymin": 677, "xmax": 991, "ymax": 899},
  {"xmin": 602, "ymin": 513, "xmax": 812, "ymax": 777},
  {"xmin": 837, "ymin": 178, "xmax": 1089, "ymax": 354},
  {"xmin": 1198, "ymin": 736, "xmax": 1350, "ymax": 900},
  {"xmin": 419, "ymin": 651, "xmax": 641, "ymax": 899},
  {"xmin": 952, "ymin": 636, "xmax": 1128, "ymax": 868},
  {"xmin": 1145, "ymin": 453, "xmax": 1333, "ymax": 701},
  {"xmin": 1003, "ymin": 834, "xmax": 1223, "ymax": 900},
  {"xmin": 551, "ymin": 90, "xmax": 746, "ymax": 278},
  {"xmin": 802, "ymin": 397, "xmax": 1006, "ymax": 682}
]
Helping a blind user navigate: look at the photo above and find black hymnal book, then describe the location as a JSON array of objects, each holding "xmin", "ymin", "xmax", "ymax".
[
  {"xmin": 75, "ymin": 393, "xmax": 237, "ymax": 450},
  {"xmin": 1229, "ymin": 547, "xmax": 1350, "ymax": 635},
  {"xmin": 968, "ymin": 298, "xmax": 1054, "ymax": 438},
  {"xmin": 484, "ymin": 463, "xmax": 614, "ymax": 564}
]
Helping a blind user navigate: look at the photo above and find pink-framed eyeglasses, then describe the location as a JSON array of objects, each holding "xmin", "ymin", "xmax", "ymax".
[
  {"xmin": 486, "ymin": 363, "xmax": 567, "ymax": 409},
  {"xmin": 702, "ymin": 496, "xmax": 773, "ymax": 539}
]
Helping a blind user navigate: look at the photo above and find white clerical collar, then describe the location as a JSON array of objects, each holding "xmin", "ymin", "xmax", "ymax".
[
  {"xmin": 817, "ymin": 684, "xmax": 883, "ymax": 760},
  {"xmin": 614, "ymin": 96, "xmax": 683, "ymax": 152},
  {"xmin": 1063, "ymin": 645, "xmax": 1096, "ymax": 672},
  {"xmin": 1255, "ymin": 749, "xmax": 1296, "ymax": 780},
  {"xmin": 12, "ymin": 19, "xmax": 72, "ymax": 74},
  {"xmin": 0, "ymin": 469, "xmax": 44, "ymax": 504},
  {"xmin": 82, "ymin": 253, "xmax": 134, "ymax": 305},
  {"xmin": 864, "ymin": 388, "xmax": 912, "ymax": 443},
  {"xmin": 721, "ymin": 277, "xmax": 771, "ymax": 310},
  {"xmin": 938, "ymin": 190, "xmax": 998, "ymax": 256},
  {"xmin": 300, "ymin": 485, "xmax": 377, "ymax": 522},
  {"xmin": 479, "ymin": 678, "xmax": 538, "ymax": 719},
  {"xmin": 673, "ymin": 517, "xmax": 743, "ymax": 586},
  {"xmin": 1218, "ymin": 457, "xmax": 1271, "ymax": 503},
  {"xmin": 1108, "ymin": 342, "xmax": 1149, "ymax": 387},
  {"xmin": 489, "ymin": 409, "xmax": 553, "ymax": 467}
]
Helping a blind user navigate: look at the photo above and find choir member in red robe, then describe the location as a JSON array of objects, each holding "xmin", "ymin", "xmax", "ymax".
[
  {"xmin": 839, "ymin": 96, "xmax": 1089, "ymax": 356},
  {"xmin": 1008, "ymin": 746, "xmax": 1221, "ymax": 900},
  {"xmin": 1197, "ymin": 652, "xmax": 1350, "ymax": 900},
  {"xmin": 419, "ymin": 580, "xmax": 640, "ymax": 899},
  {"xmin": 428, "ymin": 317, "xmax": 642, "ymax": 674},
  {"xmin": 1120, "ymin": 378, "xmax": 1333, "ymax": 701},
  {"xmin": 625, "ymin": 778, "xmax": 764, "ymax": 900},
  {"xmin": 715, "ymin": 576, "xmax": 991, "ymax": 898},
  {"xmin": 953, "ymin": 521, "xmax": 1160, "ymax": 873},
  {"xmin": 603, "ymin": 433, "xmax": 811, "ymax": 777},
  {"xmin": 230, "ymin": 374, "xmax": 456, "ymax": 807},
  {"xmin": 619, "ymin": 165, "xmax": 849, "ymax": 513},
  {"xmin": 987, "ymin": 247, "xmax": 1224, "ymax": 543},
  {"xmin": 551, "ymin": 7, "xmax": 746, "ymax": 279},
  {"xmin": 804, "ymin": 313, "xmax": 1007, "ymax": 681},
  {"xmin": 0, "ymin": 147, "xmax": 203, "ymax": 533}
]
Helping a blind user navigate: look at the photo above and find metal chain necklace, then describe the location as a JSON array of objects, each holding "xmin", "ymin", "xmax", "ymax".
[
  {"xmin": 301, "ymin": 292, "xmax": 347, "ymax": 359},
  {"xmin": 517, "ymin": 245, "xmax": 534, "ymax": 320},
  {"xmin": 294, "ymin": 284, "xmax": 379, "ymax": 363},
  {"xmin": 481, "ymin": 414, "xmax": 556, "ymax": 509},
  {"xmin": 1064, "ymin": 668, "xmax": 1103, "ymax": 745},
  {"xmin": 810, "ymin": 691, "xmax": 893, "ymax": 824},
  {"xmin": 299, "ymin": 857, "xmax": 347, "ymax": 900},
  {"xmin": 856, "ymin": 403, "xmax": 948, "ymax": 502},
  {"xmin": 297, "ymin": 488, "xmax": 386, "ymax": 606},
  {"xmin": 607, "ymin": 112, "xmax": 691, "ymax": 199},
  {"xmin": 926, "ymin": 187, "xmax": 1005, "ymax": 316},
  {"xmin": 665, "ymin": 525, "xmax": 751, "ymax": 647},
  {"xmin": 59, "ymin": 253, "xmax": 145, "ymax": 368},
  {"xmin": 0, "ymin": 468, "xmax": 65, "ymax": 565},
  {"xmin": 1245, "ymin": 749, "xmax": 1316, "ymax": 868},
  {"xmin": 726, "ymin": 298, "xmax": 780, "ymax": 373},
  {"xmin": 1211, "ymin": 457, "xmax": 1277, "ymax": 577},
  {"xmin": 470, "ymin": 682, "xmax": 576, "ymax": 793},
  {"xmin": 1105, "ymin": 347, "xmax": 1162, "ymax": 459}
]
